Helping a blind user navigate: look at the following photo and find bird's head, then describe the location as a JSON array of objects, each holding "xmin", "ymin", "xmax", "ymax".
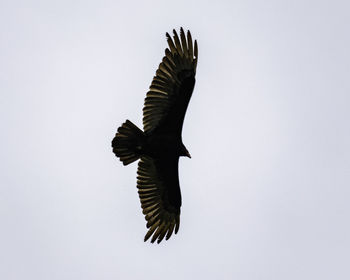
[{"xmin": 180, "ymin": 144, "xmax": 191, "ymax": 158}]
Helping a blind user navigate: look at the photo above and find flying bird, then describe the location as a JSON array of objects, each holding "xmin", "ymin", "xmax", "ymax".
[{"xmin": 112, "ymin": 28, "xmax": 198, "ymax": 243}]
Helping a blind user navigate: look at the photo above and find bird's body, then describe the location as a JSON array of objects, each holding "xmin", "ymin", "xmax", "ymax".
[
  {"xmin": 144, "ymin": 133, "xmax": 184, "ymax": 158},
  {"xmin": 112, "ymin": 28, "xmax": 198, "ymax": 243}
]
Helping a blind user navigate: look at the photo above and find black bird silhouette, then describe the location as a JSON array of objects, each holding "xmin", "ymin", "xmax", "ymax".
[{"xmin": 112, "ymin": 28, "xmax": 198, "ymax": 243}]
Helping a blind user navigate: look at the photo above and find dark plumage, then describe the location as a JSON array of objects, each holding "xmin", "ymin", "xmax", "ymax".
[{"xmin": 112, "ymin": 28, "xmax": 198, "ymax": 243}]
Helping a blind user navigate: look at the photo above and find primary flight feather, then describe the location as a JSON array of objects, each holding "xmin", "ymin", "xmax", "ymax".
[{"xmin": 112, "ymin": 28, "xmax": 198, "ymax": 243}]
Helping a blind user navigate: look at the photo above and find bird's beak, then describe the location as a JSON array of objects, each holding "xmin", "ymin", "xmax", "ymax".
[{"xmin": 186, "ymin": 150, "xmax": 191, "ymax": 158}]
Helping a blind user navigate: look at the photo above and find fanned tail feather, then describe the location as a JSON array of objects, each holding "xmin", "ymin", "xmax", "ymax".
[{"xmin": 112, "ymin": 120, "xmax": 145, "ymax": 165}]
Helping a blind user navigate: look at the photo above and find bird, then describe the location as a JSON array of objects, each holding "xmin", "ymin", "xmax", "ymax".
[{"xmin": 112, "ymin": 28, "xmax": 198, "ymax": 243}]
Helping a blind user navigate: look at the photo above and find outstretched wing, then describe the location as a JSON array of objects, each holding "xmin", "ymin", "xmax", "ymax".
[
  {"xmin": 143, "ymin": 28, "xmax": 198, "ymax": 134},
  {"xmin": 137, "ymin": 156, "xmax": 181, "ymax": 243}
]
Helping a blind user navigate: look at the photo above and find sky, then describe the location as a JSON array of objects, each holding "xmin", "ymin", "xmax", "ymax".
[{"xmin": 1, "ymin": 0, "xmax": 349, "ymax": 279}]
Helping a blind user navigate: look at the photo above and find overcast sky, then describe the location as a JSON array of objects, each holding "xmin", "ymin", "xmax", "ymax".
[{"xmin": 1, "ymin": 0, "xmax": 349, "ymax": 279}]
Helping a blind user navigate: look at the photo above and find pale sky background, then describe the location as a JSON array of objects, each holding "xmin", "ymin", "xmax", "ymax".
[{"xmin": 1, "ymin": 0, "xmax": 349, "ymax": 279}]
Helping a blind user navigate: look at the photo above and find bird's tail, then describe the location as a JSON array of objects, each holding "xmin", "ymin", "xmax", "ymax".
[{"xmin": 112, "ymin": 120, "xmax": 145, "ymax": 165}]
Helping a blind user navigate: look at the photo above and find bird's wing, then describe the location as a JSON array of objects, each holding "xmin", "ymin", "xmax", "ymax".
[
  {"xmin": 143, "ymin": 28, "xmax": 198, "ymax": 134},
  {"xmin": 137, "ymin": 156, "xmax": 181, "ymax": 243}
]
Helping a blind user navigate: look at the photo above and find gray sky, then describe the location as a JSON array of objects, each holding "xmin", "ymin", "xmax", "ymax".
[{"xmin": 1, "ymin": 0, "xmax": 349, "ymax": 279}]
